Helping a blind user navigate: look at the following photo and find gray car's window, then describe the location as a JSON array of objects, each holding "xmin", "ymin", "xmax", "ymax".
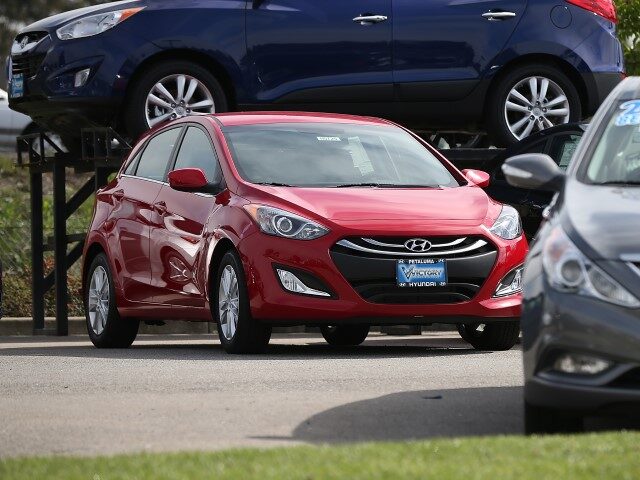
[
  {"xmin": 223, "ymin": 123, "xmax": 460, "ymax": 188},
  {"xmin": 135, "ymin": 128, "xmax": 181, "ymax": 182},
  {"xmin": 173, "ymin": 127, "xmax": 221, "ymax": 183},
  {"xmin": 586, "ymin": 99, "xmax": 640, "ymax": 184}
]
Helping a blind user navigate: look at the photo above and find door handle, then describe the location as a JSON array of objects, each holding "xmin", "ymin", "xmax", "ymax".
[
  {"xmin": 353, "ymin": 14, "xmax": 388, "ymax": 25},
  {"xmin": 482, "ymin": 11, "xmax": 517, "ymax": 21},
  {"xmin": 113, "ymin": 189, "xmax": 125, "ymax": 200},
  {"xmin": 153, "ymin": 201, "xmax": 167, "ymax": 215}
]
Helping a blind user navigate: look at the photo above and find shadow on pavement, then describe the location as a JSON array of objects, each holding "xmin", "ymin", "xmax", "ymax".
[
  {"xmin": 0, "ymin": 335, "xmax": 501, "ymax": 361},
  {"xmin": 255, "ymin": 386, "xmax": 524, "ymax": 442}
]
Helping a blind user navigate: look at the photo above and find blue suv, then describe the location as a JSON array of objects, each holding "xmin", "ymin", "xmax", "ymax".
[{"xmin": 7, "ymin": 0, "xmax": 624, "ymax": 147}]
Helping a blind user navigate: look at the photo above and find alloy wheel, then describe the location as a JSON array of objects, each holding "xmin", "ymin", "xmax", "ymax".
[
  {"xmin": 504, "ymin": 76, "xmax": 570, "ymax": 141},
  {"xmin": 145, "ymin": 74, "xmax": 215, "ymax": 128},
  {"xmin": 88, "ymin": 266, "xmax": 110, "ymax": 335},
  {"xmin": 218, "ymin": 265, "xmax": 240, "ymax": 341}
]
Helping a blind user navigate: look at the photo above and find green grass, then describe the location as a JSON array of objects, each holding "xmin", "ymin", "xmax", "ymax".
[
  {"xmin": 2, "ymin": 433, "xmax": 640, "ymax": 480},
  {"xmin": 0, "ymin": 154, "xmax": 94, "ymax": 316}
]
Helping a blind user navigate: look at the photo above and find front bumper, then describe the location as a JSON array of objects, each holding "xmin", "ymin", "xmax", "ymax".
[
  {"xmin": 7, "ymin": 27, "xmax": 159, "ymax": 138},
  {"xmin": 239, "ymin": 230, "xmax": 527, "ymax": 325},
  {"xmin": 524, "ymin": 287, "xmax": 640, "ymax": 414}
]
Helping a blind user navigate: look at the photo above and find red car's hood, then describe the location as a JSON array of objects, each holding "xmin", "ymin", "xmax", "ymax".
[{"xmin": 252, "ymin": 186, "xmax": 492, "ymax": 224}]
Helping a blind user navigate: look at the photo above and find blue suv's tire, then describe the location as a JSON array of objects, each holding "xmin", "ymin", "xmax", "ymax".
[
  {"xmin": 487, "ymin": 64, "xmax": 581, "ymax": 147},
  {"xmin": 125, "ymin": 60, "xmax": 229, "ymax": 139}
]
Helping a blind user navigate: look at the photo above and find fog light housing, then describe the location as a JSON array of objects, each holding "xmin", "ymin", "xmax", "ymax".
[
  {"xmin": 74, "ymin": 68, "xmax": 91, "ymax": 88},
  {"xmin": 553, "ymin": 353, "xmax": 612, "ymax": 375},
  {"xmin": 276, "ymin": 269, "xmax": 330, "ymax": 297},
  {"xmin": 494, "ymin": 265, "xmax": 523, "ymax": 297}
]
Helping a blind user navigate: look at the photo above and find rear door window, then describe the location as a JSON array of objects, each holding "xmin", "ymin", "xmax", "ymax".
[{"xmin": 135, "ymin": 128, "xmax": 182, "ymax": 182}]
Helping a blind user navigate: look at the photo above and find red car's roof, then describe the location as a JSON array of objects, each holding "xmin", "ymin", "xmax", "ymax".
[{"xmin": 207, "ymin": 111, "xmax": 392, "ymax": 127}]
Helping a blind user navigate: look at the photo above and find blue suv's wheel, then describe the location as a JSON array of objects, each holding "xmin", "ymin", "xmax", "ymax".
[
  {"xmin": 487, "ymin": 64, "xmax": 581, "ymax": 146},
  {"xmin": 125, "ymin": 60, "xmax": 228, "ymax": 138}
]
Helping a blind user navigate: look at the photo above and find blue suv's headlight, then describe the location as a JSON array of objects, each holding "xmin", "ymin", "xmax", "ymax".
[{"xmin": 56, "ymin": 8, "xmax": 144, "ymax": 40}]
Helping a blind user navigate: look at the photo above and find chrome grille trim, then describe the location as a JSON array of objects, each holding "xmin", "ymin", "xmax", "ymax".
[
  {"xmin": 362, "ymin": 237, "xmax": 467, "ymax": 249},
  {"xmin": 336, "ymin": 239, "xmax": 488, "ymax": 257}
]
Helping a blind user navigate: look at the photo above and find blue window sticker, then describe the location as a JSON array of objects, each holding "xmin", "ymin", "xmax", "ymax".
[{"xmin": 615, "ymin": 100, "xmax": 640, "ymax": 127}]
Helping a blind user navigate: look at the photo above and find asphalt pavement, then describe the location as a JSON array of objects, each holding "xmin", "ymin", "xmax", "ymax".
[{"xmin": 0, "ymin": 332, "xmax": 524, "ymax": 458}]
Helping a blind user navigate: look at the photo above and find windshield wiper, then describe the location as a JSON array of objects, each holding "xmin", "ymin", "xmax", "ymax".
[
  {"xmin": 593, "ymin": 180, "xmax": 640, "ymax": 186},
  {"xmin": 334, "ymin": 183, "xmax": 441, "ymax": 188},
  {"xmin": 255, "ymin": 182, "xmax": 295, "ymax": 187}
]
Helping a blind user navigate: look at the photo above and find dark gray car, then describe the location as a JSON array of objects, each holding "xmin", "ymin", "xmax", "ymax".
[{"xmin": 502, "ymin": 77, "xmax": 640, "ymax": 434}]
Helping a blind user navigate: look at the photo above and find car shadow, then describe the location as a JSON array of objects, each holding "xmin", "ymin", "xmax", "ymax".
[
  {"xmin": 0, "ymin": 334, "xmax": 501, "ymax": 361},
  {"xmin": 254, "ymin": 386, "xmax": 525, "ymax": 442}
]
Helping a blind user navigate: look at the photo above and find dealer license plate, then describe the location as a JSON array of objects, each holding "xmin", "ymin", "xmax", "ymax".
[
  {"xmin": 10, "ymin": 72, "xmax": 24, "ymax": 98},
  {"xmin": 396, "ymin": 259, "xmax": 447, "ymax": 287}
]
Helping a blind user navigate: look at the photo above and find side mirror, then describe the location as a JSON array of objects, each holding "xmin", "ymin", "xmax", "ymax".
[
  {"xmin": 168, "ymin": 168, "xmax": 222, "ymax": 194},
  {"xmin": 462, "ymin": 169, "xmax": 490, "ymax": 188},
  {"xmin": 502, "ymin": 153, "xmax": 565, "ymax": 192}
]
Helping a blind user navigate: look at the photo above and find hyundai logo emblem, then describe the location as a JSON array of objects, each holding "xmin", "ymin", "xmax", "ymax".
[{"xmin": 404, "ymin": 238, "xmax": 432, "ymax": 252}]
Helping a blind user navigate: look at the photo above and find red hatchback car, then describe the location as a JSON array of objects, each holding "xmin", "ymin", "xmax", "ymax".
[{"xmin": 82, "ymin": 112, "xmax": 527, "ymax": 353}]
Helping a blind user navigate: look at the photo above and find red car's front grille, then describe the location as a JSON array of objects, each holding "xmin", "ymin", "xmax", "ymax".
[{"xmin": 330, "ymin": 235, "xmax": 497, "ymax": 305}]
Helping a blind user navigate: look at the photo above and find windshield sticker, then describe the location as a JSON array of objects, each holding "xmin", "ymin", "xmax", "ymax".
[
  {"xmin": 347, "ymin": 136, "xmax": 375, "ymax": 175},
  {"xmin": 317, "ymin": 136, "xmax": 341, "ymax": 142},
  {"xmin": 615, "ymin": 100, "xmax": 640, "ymax": 126}
]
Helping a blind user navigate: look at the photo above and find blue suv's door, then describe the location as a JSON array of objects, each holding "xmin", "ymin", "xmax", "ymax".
[
  {"xmin": 393, "ymin": 0, "xmax": 526, "ymax": 101},
  {"xmin": 245, "ymin": 0, "xmax": 392, "ymax": 106}
]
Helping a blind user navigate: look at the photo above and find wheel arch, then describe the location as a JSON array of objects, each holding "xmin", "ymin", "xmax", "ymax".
[
  {"xmin": 485, "ymin": 54, "xmax": 588, "ymax": 120},
  {"xmin": 82, "ymin": 242, "xmax": 107, "ymax": 295},
  {"xmin": 121, "ymin": 49, "xmax": 238, "ymax": 118},
  {"xmin": 206, "ymin": 237, "xmax": 238, "ymax": 304}
]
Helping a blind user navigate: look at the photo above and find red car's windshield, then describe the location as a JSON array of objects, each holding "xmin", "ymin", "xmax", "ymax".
[{"xmin": 222, "ymin": 123, "xmax": 460, "ymax": 188}]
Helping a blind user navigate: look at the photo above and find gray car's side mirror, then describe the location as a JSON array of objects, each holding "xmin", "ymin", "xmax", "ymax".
[{"xmin": 502, "ymin": 153, "xmax": 565, "ymax": 192}]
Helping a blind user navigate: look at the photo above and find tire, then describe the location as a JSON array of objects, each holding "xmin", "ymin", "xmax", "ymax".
[
  {"xmin": 457, "ymin": 321, "xmax": 520, "ymax": 351},
  {"xmin": 524, "ymin": 401, "xmax": 584, "ymax": 435},
  {"xmin": 321, "ymin": 325, "xmax": 370, "ymax": 346},
  {"xmin": 84, "ymin": 253, "xmax": 139, "ymax": 348},
  {"xmin": 214, "ymin": 251, "xmax": 271, "ymax": 354},
  {"xmin": 124, "ymin": 60, "xmax": 229, "ymax": 139},
  {"xmin": 486, "ymin": 63, "xmax": 582, "ymax": 147}
]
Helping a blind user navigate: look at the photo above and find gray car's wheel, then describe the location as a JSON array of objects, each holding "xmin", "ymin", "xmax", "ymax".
[
  {"xmin": 84, "ymin": 253, "xmax": 139, "ymax": 348},
  {"xmin": 321, "ymin": 325, "xmax": 370, "ymax": 346},
  {"xmin": 125, "ymin": 60, "xmax": 228, "ymax": 138},
  {"xmin": 487, "ymin": 64, "xmax": 581, "ymax": 146},
  {"xmin": 525, "ymin": 401, "xmax": 584, "ymax": 435},
  {"xmin": 457, "ymin": 321, "xmax": 520, "ymax": 351},
  {"xmin": 214, "ymin": 251, "xmax": 271, "ymax": 354}
]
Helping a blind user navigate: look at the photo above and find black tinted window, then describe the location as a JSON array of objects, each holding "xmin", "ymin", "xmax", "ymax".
[
  {"xmin": 495, "ymin": 139, "xmax": 547, "ymax": 180},
  {"xmin": 135, "ymin": 128, "xmax": 181, "ymax": 181},
  {"xmin": 549, "ymin": 134, "xmax": 581, "ymax": 171},
  {"xmin": 173, "ymin": 127, "xmax": 221, "ymax": 183}
]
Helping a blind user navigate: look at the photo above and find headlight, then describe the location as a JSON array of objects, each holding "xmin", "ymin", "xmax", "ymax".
[
  {"xmin": 489, "ymin": 205, "xmax": 522, "ymax": 240},
  {"xmin": 542, "ymin": 226, "xmax": 639, "ymax": 308},
  {"xmin": 56, "ymin": 8, "xmax": 144, "ymax": 40},
  {"xmin": 243, "ymin": 205, "xmax": 329, "ymax": 240}
]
